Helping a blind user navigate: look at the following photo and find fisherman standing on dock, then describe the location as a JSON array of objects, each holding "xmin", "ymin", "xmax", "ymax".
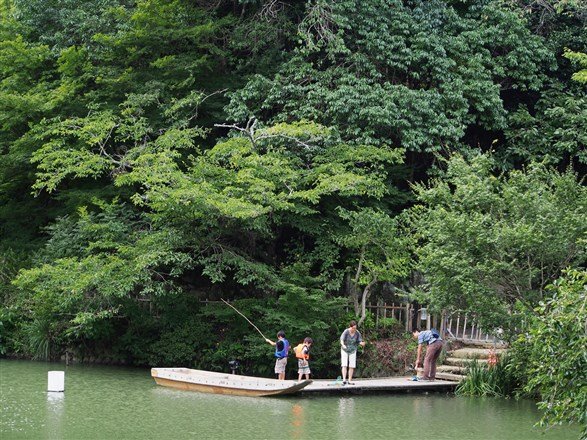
[
  {"xmin": 412, "ymin": 328, "xmax": 444, "ymax": 381},
  {"xmin": 266, "ymin": 331, "xmax": 289, "ymax": 380},
  {"xmin": 340, "ymin": 321, "xmax": 365, "ymax": 385}
]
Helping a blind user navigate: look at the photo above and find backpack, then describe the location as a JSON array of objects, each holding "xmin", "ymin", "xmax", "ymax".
[{"xmin": 293, "ymin": 343, "xmax": 308, "ymax": 359}]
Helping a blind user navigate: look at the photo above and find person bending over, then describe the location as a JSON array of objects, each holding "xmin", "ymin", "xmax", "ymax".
[{"xmin": 412, "ymin": 328, "xmax": 444, "ymax": 381}]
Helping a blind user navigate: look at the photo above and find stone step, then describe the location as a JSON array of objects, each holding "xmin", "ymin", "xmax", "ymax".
[
  {"xmin": 437, "ymin": 364, "xmax": 467, "ymax": 374},
  {"xmin": 435, "ymin": 372, "xmax": 466, "ymax": 382},
  {"xmin": 449, "ymin": 338, "xmax": 507, "ymax": 349},
  {"xmin": 444, "ymin": 357, "xmax": 488, "ymax": 367},
  {"xmin": 449, "ymin": 347, "xmax": 507, "ymax": 359}
]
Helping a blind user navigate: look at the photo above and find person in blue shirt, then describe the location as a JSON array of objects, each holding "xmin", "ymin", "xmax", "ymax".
[
  {"xmin": 412, "ymin": 328, "xmax": 444, "ymax": 381},
  {"xmin": 265, "ymin": 330, "xmax": 289, "ymax": 380}
]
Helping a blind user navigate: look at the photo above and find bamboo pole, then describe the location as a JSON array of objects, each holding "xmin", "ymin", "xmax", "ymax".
[{"xmin": 221, "ymin": 298, "xmax": 268, "ymax": 341}]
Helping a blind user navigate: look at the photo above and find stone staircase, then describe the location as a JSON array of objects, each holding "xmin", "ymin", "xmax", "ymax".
[{"xmin": 436, "ymin": 340, "xmax": 508, "ymax": 382}]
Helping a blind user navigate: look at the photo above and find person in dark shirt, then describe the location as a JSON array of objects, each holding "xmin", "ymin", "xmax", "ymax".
[{"xmin": 340, "ymin": 320, "xmax": 366, "ymax": 385}]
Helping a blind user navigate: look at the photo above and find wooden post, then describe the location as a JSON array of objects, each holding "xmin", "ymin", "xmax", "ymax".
[
  {"xmin": 462, "ymin": 315, "xmax": 468, "ymax": 339},
  {"xmin": 455, "ymin": 315, "xmax": 460, "ymax": 339},
  {"xmin": 440, "ymin": 312, "xmax": 446, "ymax": 338},
  {"xmin": 405, "ymin": 303, "xmax": 411, "ymax": 332}
]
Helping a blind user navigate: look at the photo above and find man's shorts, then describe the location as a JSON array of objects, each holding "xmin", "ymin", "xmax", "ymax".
[
  {"xmin": 341, "ymin": 349, "xmax": 357, "ymax": 368},
  {"xmin": 274, "ymin": 357, "xmax": 287, "ymax": 374}
]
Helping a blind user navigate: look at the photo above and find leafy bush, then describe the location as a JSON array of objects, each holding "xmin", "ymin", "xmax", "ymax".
[
  {"xmin": 514, "ymin": 270, "xmax": 587, "ymax": 436},
  {"xmin": 147, "ymin": 319, "xmax": 214, "ymax": 367},
  {"xmin": 375, "ymin": 316, "xmax": 404, "ymax": 339},
  {"xmin": 0, "ymin": 306, "xmax": 19, "ymax": 356},
  {"xmin": 361, "ymin": 334, "xmax": 416, "ymax": 377}
]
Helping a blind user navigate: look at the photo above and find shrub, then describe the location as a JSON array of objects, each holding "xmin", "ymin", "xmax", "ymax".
[
  {"xmin": 455, "ymin": 355, "xmax": 521, "ymax": 398},
  {"xmin": 361, "ymin": 334, "xmax": 415, "ymax": 377}
]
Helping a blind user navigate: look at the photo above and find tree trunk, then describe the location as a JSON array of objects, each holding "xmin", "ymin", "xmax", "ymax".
[
  {"xmin": 346, "ymin": 272, "xmax": 360, "ymax": 315},
  {"xmin": 358, "ymin": 278, "xmax": 377, "ymax": 327}
]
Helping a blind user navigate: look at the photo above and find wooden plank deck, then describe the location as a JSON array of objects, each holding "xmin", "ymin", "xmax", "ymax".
[{"xmin": 300, "ymin": 376, "xmax": 459, "ymax": 395}]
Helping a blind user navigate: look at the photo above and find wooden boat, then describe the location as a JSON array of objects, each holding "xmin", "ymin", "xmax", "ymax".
[{"xmin": 151, "ymin": 367, "xmax": 312, "ymax": 397}]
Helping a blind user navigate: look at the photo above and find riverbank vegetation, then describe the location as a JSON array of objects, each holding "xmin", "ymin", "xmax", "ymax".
[
  {"xmin": 0, "ymin": 0, "xmax": 585, "ymax": 434},
  {"xmin": 455, "ymin": 269, "xmax": 586, "ymax": 436}
]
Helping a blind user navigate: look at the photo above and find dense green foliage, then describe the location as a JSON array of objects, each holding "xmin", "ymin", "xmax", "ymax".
[
  {"xmin": 0, "ymin": 0, "xmax": 585, "ymax": 432},
  {"xmin": 412, "ymin": 154, "xmax": 586, "ymax": 333},
  {"xmin": 513, "ymin": 269, "xmax": 587, "ymax": 436}
]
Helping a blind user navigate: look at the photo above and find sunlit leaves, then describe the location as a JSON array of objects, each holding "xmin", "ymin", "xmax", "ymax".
[{"xmin": 564, "ymin": 48, "xmax": 587, "ymax": 83}]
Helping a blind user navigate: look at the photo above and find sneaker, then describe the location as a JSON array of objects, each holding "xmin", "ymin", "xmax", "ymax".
[
  {"xmin": 411, "ymin": 376, "xmax": 419, "ymax": 381},
  {"xmin": 342, "ymin": 380, "xmax": 347, "ymax": 385}
]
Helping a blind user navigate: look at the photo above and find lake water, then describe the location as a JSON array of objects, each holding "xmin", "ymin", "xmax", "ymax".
[{"xmin": 0, "ymin": 359, "xmax": 579, "ymax": 439}]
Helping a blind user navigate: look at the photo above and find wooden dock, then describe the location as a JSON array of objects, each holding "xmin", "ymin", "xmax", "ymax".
[{"xmin": 300, "ymin": 376, "xmax": 458, "ymax": 395}]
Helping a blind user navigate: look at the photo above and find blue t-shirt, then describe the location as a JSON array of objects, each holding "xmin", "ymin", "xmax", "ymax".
[{"xmin": 418, "ymin": 330, "xmax": 441, "ymax": 345}]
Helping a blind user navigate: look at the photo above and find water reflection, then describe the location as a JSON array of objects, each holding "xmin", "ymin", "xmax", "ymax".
[
  {"xmin": 290, "ymin": 403, "xmax": 305, "ymax": 439},
  {"xmin": 337, "ymin": 397, "xmax": 356, "ymax": 437},
  {"xmin": 411, "ymin": 393, "xmax": 434, "ymax": 419},
  {"xmin": 46, "ymin": 391, "xmax": 64, "ymax": 408},
  {"xmin": 46, "ymin": 392, "xmax": 65, "ymax": 439}
]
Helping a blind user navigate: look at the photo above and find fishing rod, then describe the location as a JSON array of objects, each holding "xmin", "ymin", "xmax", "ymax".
[{"xmin": 220, "ymin": 298, "xmax": 269, "ymax": 341}]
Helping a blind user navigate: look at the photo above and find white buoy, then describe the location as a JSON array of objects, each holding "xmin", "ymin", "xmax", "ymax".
[{"xmin": 48, "ymin": 371, "xmax": 65, "ymax": 392}]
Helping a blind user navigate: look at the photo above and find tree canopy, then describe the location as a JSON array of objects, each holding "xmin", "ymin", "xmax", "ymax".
[{"xmin": 0, "ymin": 0, "xmax": 585, "ymax": 431}]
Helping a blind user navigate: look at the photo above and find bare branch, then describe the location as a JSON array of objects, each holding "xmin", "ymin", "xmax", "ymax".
[
  {"xmin": 258, "ymin": 0, "xmax": 287, "ymax": 21},
  {"xmin": 188, "ymin": 88, "xmax": 228, "ymax": 123}
]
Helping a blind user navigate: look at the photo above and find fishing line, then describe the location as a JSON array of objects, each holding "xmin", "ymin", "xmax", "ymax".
[{"xmin": 221, "ymin": 298, "xmax": 268, "ymax": 341}]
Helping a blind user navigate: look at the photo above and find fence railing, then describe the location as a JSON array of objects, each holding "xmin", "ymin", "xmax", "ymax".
[
  {"xmin": 444, "ymin": 312, "xmax": 504, "ymax": 343},
  {"xmin": 365, "ymin": 302, "xmax": 503, "ymax": 343}
]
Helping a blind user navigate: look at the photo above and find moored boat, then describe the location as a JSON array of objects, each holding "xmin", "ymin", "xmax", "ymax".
[{"xmin": 151, "ymin": 367, "xmax": 312, "ymax": 397}]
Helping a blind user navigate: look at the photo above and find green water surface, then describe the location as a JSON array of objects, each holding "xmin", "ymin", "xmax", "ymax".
[{"xmin": 0, "ymin": 359, "xmax": 579, "ymax": 439}]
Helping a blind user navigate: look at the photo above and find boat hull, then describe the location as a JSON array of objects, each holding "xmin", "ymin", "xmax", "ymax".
[{"xmin": 151, "ymin": 368, "xmax": 312, "ymax": 397}]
